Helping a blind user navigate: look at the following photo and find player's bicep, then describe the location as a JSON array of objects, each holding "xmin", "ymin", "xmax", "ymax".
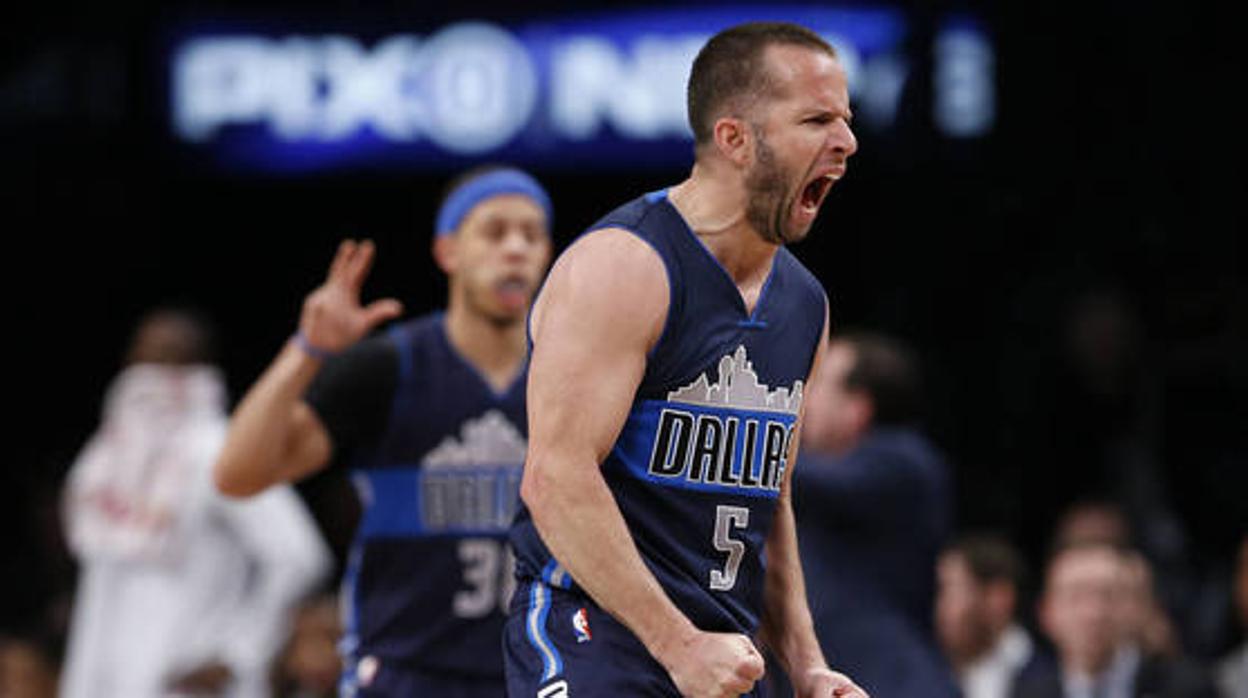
[{"xmin": 526, "ymin": 229, "xmax": 668, "ymax": 468}]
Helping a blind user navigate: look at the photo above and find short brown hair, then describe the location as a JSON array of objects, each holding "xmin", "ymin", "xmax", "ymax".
[
  {"xmin": 837, "ymin": 330, "xmax": 922, "ymax": 425},
  {"xmin": 947, "ymin": 534, "xmax": 1027, "ymax": 589},
  {"xmin": 687, "ymin": 22, "xmax": 837, "ymax": 145}
]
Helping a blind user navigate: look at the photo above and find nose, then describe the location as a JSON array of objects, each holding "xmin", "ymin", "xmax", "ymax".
[
  {"xmin": 501, "ymin": 227, "xmax": 538, "ymax": 259},
  {"xmin": 831, "ymin": 119, "xmax": 858, "ymax": 158}
]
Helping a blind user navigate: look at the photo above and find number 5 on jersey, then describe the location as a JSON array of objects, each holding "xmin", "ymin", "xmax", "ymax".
[{"xmin": 710, "ymin": 505, "xmax": 749, "ymax": 591}]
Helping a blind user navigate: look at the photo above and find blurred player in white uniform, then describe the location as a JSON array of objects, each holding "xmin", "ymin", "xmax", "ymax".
[{"xmin": 60, "ymin": 308, "xmax": 331, "ymax": 698}]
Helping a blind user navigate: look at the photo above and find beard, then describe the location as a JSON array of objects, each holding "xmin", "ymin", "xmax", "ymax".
[{"xmin": 745, "ymin": 126, "xmax": 796, "ymax": 245}]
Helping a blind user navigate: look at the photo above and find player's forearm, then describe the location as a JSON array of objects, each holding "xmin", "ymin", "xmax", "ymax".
[
  {"xmin": 521, "ymin": 455, "xmax": 698, "ymax": 661},
  {"xmin": 215, "ymin": 342, "xmax": 324, "ymax": 496},
  {"xmin": 760, "ymin": 500, "xmax": 826, "ymax": 677},
  {"xmin": 761, "ymin": 573, "xmax": 824, "ymax": 678}
]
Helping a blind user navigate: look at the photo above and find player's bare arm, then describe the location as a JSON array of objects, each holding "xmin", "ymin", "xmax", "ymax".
[
  {"xmin": 760, "ymin": 309, "xmax": 869, "ymax": 698},
  {"xmin": 214, "ymin": 240, "xmax": 402, "ymax": 497},
  {"xmin": 522, "ymin": 228, "xmax": 766, "ymax": 697}
]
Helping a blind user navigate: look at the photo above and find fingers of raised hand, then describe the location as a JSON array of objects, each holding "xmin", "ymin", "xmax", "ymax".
[
  {"xmin": 344, "ymin": 239, "xmax": 377, "ymax": 290},
  {"xmin": 327, "ymin": 239, "xmax": 377, "ymax": 291},
  {"xmin": 328, "ymin": 239, "xmax": 356, "ymax": 283},
  {"xmin": 362, "ymin": 298, "xmax": 403, "ymax": 331}
]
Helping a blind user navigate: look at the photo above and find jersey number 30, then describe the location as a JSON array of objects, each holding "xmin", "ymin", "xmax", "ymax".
[
  {"xmin": 454, "ymin": 539, "xmax": 516, "ymax": 618},
  {"xmin": 709, "ymin": 505, "xmax": 749, "ymax": 591}
]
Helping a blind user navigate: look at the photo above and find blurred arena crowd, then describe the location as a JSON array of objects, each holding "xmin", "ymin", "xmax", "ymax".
[{"xmin": 0, "ymin": 309, "xmax": 1243, "ymax": 698}]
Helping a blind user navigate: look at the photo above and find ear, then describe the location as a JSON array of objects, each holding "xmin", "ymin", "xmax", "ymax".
[
  {"xmin": 432, "ymin": 235, "xmax": 457, "ymax": 275},
  {"xmin": 712, "ymin": 116, "xmax": 752, "ymax": 167}
]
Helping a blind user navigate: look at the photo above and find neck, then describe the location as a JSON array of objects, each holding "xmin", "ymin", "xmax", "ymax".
[
  {"xmin": 668, "ymin": 163, "xmax": 779, "ymax": 286},
  {"xmin": 962, "ymin": 622, "xmax": 1013, "ymax": 669},
  {"xmin": 443, "ymin": 300, "xmax": 528, "ymax": 392}
]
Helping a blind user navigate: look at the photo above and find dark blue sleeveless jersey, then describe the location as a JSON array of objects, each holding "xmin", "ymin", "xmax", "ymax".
[
  {"xmin": 343, "ymin": 313, "xmax": 526, "ymax": 678},
  {"xmin": 510, "ymin": 190, "xmax": 826, "ymax": 637}
]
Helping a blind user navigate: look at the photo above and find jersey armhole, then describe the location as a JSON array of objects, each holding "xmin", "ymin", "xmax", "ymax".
[{"xmin": 304, "ymin": 333, "xmax": 402, "ymax": 467}]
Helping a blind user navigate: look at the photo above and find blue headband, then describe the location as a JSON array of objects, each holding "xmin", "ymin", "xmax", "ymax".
[{"xmin": 435, "ymin": 169, "xmax": 553, "ymax": 237}]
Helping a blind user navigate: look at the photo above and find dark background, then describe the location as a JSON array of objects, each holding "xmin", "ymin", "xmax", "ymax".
[{"xmin": 3, "ymin": 0, "xmax": 1244, "ymax": 662}]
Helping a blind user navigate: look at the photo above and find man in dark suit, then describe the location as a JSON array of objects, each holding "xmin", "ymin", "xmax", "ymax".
[
  {"xmin": 936, "ymin": 533, "xmax": 1054, "ymax": 698},
  {"xmin": 788, "ymin": 331, "xmax": 958, "ymax": 698},
  {"xmin": 1017, "ymin": 542, "xmax": 1216, "ymax": 698}
]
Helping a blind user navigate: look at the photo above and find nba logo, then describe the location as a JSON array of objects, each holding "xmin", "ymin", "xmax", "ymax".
[
  {"xmin": 572, "ymin": 607, "xmax": 592, "ymax": 643},
  {"xmin": 357, "ymin": 655, "xmax": 380, "ymax": 687}
]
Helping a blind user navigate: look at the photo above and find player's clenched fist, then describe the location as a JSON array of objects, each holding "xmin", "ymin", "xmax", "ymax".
[
  {"xmin": 660, "ymin": 630, "xmax": 766, "ymax": 698},
  {"xmin": 299, "ymin": 239, "xmax": 402, "ymax": 355},
  {"xmin": 796, "ymin": 666, "xmax": 870, "ymax": 698}
]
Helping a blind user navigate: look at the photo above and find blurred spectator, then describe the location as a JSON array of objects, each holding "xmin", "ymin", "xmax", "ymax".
[
  {"xmin": 0, "ymin": 637, "xmax": 58, "ymax": 698},
  {"xmin": 275, "ymin": 595, "xmax": 341, "ymax": 698},
  {"xmin": 0, "ymin": 467, "xmax": 74, "ymax": 698},
  {"xmin": 790, "ymin": 331, "xmax": 958, "ymax": 698},
  {"xmin": 1053, "ymin": 499, "xmax": 1186, "ymax": 659},
  {"xmin": 1019, "ymin": 542, "xmax": 1215, "ymax": 698},
  {"xmin": 936, "ymin": 533, "xmax": 1053, "ymax": 698},
  {"xmin": 1217, "ymin": 535, "xmax": 1248, "ymax": 698},
  {"xmin": 59, "ymin": 308, "xmax": 331, "ymax": 698}
]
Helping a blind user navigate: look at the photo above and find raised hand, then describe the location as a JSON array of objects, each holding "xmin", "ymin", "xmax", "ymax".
[
  {"xmin": 796, "ymin": 666, "xmax": 869, "ymax": 698},
  {"xmin": 662, "ymin": 630, "xmax": 765, "ymax": 698},
  {"xmin": 298, "ymin": 240, "xmax": 403, "ymax": 354}
]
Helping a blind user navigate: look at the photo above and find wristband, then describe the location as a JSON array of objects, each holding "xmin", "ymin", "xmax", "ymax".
[{"xmin": 292, "ymin": 331, "xmax": 338, "ymax": 361}]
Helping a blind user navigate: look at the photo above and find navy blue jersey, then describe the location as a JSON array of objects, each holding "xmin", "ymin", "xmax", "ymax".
[
  {"xmin": 510, "ymin": 190, "xmax": 826, "ymax": 638},
  {"xmin": 336, "ymin": 313, "xmax": 527, "ymax": 680}
]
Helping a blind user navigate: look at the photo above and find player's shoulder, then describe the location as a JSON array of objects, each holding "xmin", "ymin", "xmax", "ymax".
[
  {"xmin": 533, "ymin": 224, "xmax": 668, "ymax": 347},
  {"xmin": 554, "ymin": 221, "xmax": 667, "ymax": 292},
  {"xmin": 562, "ymin": 190, "xmax": 678, "ymax": 271},
  {"xmin": 531, "ymin": 193, "xmax": 671, "ymax": 336},
  {"xmin": 584, "ymin": 190, "xmax": 668, "ymax": 233}
]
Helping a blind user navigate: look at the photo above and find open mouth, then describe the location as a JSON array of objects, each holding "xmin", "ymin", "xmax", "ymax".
[
  {"xmin": 493, "ymin": 275, "xmax": 531, "ymax": 307},
  {"xmin": 496, "ymin": 276, "xmax": 528, "ymax": 293},
  {"xmin": 798, "ymin": 171, "xmax": 841, "ymax": 214}
]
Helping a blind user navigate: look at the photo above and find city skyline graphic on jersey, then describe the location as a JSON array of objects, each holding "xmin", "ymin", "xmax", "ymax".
[
  {"xmin": 418, "ymin": 409, "xmax": 526, "ymax": 533},
  {"xmin": 422, "ymin": 409, "xmax": 527, "ymax": 468},
  {"xmin": 666, "ymin": 345, "xmax": 804, "ymax": 416}
]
